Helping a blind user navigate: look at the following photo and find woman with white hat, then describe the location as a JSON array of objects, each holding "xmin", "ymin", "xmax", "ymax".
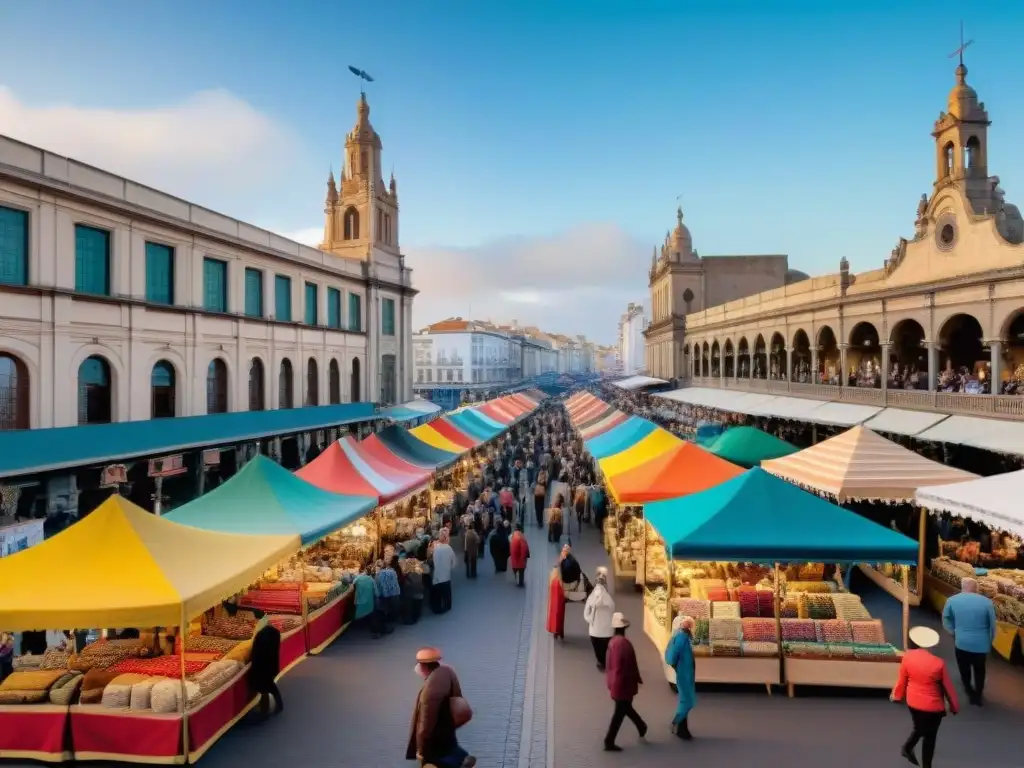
[
  {"xmin": 891, "ymin": 625, "xmax": 959, "ymax": 768},
  {"xmin": 583, "ymin": 567, "xmax": 616, "ymax": 670}
]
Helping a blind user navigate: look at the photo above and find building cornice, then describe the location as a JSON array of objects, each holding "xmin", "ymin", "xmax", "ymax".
[{"xmin": 643, "ymin": 314, "xmax": 686, "ymax": 338}]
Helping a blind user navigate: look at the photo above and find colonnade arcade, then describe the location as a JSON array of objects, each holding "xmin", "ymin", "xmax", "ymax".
[{"xmin": 687, "ymin": 307, "xmax": 1024, "ymax": 395}]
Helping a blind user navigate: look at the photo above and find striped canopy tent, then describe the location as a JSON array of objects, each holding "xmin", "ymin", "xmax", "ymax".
[
  {"xmin": 449, "ymin": 409, "xmax": 505, "ymax": 442},
  {"xmin": 580, "ymin": 410, "xmax": 629, "ymax": 440},
  {"xmin": 566, "ymin": 390, "xmax": 597, "ymax": 410},
  {"xmin": 585, "ymin": 417, "xmax": 658, "ymax": 460},
  {"xmin": 567, "ymin": 393, "xmax": 599, "ymax": 419},
  {"xmin": 577, "ymin": 403, "xmax": 616, "ymax": 431},
  {"xmin": 374, "ymin": 424, "xmax": 459, "ymax": 470},
  {"xmin": 607, "ymin": 441, "xmax": 744, "ymax": 504},
  {"xmin": 166, "ymin": 455, "xmax": 377, "ymax": 546},
  {"xmin": 761, "ymin": 425, "xmax": 978, "ymax": 502},
  {"xmin": 500, "ymin": 394, "xmax": 534, "ymax": 418},
  {"xmin": 297, "ymin": 436, "xmax": 427, "ymax": 504},
  {"xmin": 598, "ymin": 428, "xmax": 682, "ymax": 479},
  {"xmin": 571, "ymin": 398, "xmax": 609, "ymax": 426},
  {"xmin": 476, "ymin": 399, "xmax": 519, "ymax": 425},
  {"xmin": 379, "ymin": 399, "xmax": 443, "ymax": 423},
  {"xmin": 356, "ymin": 431, "xmax": 440, "ymax": 478},
  {"xmin": 411, "ymin": 416, "xmax": 479, "ymax": 453},
  {"xmin": 507, "ymin": 393, "xmax": 537, "ymax": 412},
  {"xmin": 522, "ymin": 388, "xmax": 547, "ymax": 402}
]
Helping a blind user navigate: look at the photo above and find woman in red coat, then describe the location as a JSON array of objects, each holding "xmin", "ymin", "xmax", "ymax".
[
  {"xmin": 546, "ymin": 566, "xmax": 566, "ymax": 639},
  {"xmin": 891, "ymin": 626, "xmax": 959, "ymax": 768},
  {"xmin": 509, "ymin": 524, "xmax": 530, "ymax": 588}
]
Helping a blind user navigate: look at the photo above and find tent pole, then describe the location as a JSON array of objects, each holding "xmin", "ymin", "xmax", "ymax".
[
  {"xmin": 915, "ymin": 507, "xmax": 926, "ymax": 599},
  {"xmin": 901, "ymin": 564, "xmax": 910, "ymax": 651},
  {"xmin": 774, "ymin": 563, "xmax": 784, "ymax": 691},
  {"xmin": 179, "ymin": 605, "xmax": 189, "ymax": 763}
]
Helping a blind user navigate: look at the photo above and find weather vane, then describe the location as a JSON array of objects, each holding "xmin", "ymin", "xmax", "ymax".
[
  {"xmin": 348, "ymin": 65, "xmax": 374, "ymax": 95},
  {"xmin": 948, "ymin": 22, "xmax": 973, "ymax": 66}
]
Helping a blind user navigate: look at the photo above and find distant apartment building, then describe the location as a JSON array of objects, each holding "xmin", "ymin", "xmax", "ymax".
[{"xmin": 618, "ymin": 302, "xmax": 648, "ymax": 375}]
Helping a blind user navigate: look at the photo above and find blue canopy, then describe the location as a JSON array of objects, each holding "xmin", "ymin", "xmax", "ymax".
[
  {"xmin": 645, "ymin": 468, "xmax": 919, "ymax": 564},
  {"xmin": 586, "ymin": 417, "xmax": 658, "ymax": 460},
  {"xmin": 380, "ymin": 400, "xmax": 442, "ymax": 423},
  {"xmin": 165, "ymin": 455, "xmax": 376, "ymax": 546},
  {"xmin": 450, "ymin": 410, "xmax": 504, "ymax": 442}
]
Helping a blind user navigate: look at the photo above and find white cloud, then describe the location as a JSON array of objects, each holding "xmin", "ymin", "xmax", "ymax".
[
  {"xmin": 0, "ymin": 86, "xmax": 304, "ymax": 214},
  {"xmin": 406, "ymin": 223, "xmax": 649, "ymax": 344}
]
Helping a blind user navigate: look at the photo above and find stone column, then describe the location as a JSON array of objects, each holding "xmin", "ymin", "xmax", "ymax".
[
  {"xmin": 926, "ymin": 342, "xmax": 938, "ymax": 392},
  {"xmin": 880, "ymin": 342, "xmax": 891, "ymax": 392},
  {"xmin": 989, "ymin": 340, "xmax": 1003, "ymax": 395},
  {"xmin": 720, "ymin": 354, "xmax": 726, "ymax": 387},
  {"xmin": 811, "ymin": 347, "xmax": 819, "ymax": 384},
  {"xmin": 839, "ymin": 343, "xmax": 849, "ymax": 386},
  {"xmin": 783, "ymin": 347, "xmax": 790, "ymax": 382}
]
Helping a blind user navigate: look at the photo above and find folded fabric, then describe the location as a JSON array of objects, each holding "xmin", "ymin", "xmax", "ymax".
[
  {"xmin": 780, "ymin": 619, "xmax": 816, "ymax": 642},
  {"xmin": 110, "ymin": 655, "xmax": 211, "ymax": 679},
  {"xmin": 815, "ymin": 619, "xmax": 853, "ymax": 644},
  {"xmin": 849, "ymin": 620, "xmax": 885, "ymax": 645},
  {"xmin": 0, "ymin": 669, "xmax": 67, "ymax": 692},
  {"xmin": 741, "ymin": 618, "xmax": 779, "ymax": 642},
  {"xmin": 174, "ymin": 635, "xmax": 239, "ymax": 655}
]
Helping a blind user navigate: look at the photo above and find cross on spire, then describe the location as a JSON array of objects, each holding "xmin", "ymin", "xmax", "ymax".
[{"xmin": 948, "ymin": 21, "xmax": 973, "ymax": 67}]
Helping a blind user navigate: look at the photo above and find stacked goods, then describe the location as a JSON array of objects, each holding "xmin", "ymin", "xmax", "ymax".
[
  {"xmin": 614, "ymin": 518, "xmax": 644, "ymax": 573},
  {"xmin": 781, "ymin": 619, "xmax": 817, "ymax": 642},
  {"xmin": 741, "ymin": 618, "xmax": 779, "ymax": 642},
  {"xmin": 930, "ymin": 557, "xmax": 975, "ymax": 589},
  {"xmin": 780, "ymin": 596, "xmax": 799, "ymax": 618},
  {"xmin": 815, "ymin": 619, "xmax": 853, "ymax": 644},
  {"xmin": 849, "ymin": 620, "xmax": 886, "ymax": 645},
  {"xmin": 932, "ymin": 559, "xmax": 1024, "ymax": 627},
  {"xmin": 993, "ymin": 594, "xmax": 1024, "ymax": 626},
  {"xmin": 644, "ymin": 586, "xmax": 670, "ymax": 626},
  {"xmin": 672, "ymin": 598, "xmax": 711, "ymax": 620},
  {"xmin": 831, "ymin": 593, "xmax": 871, "ymax": 621},
  {"xmin": 68, "ymin": 639, "xmax": 154, "ymax": 672},
  {"xmin": 239, "ymin": 583, "xmax": 303, "ymax": 615},
  {"xmin": 0, "ymin": 669, "xmax": 79, "ymax": 705},
  {"xmin": 109, "ymin": 655, "xmax": 211, "ymax": 678},
  {"xmin": 712, "ymin": 601, "xmax": 741, "ymax": 619},
  {"xmin": 799, "ymin": 593, "xmax": 837, "ymax": 620},
  {"xmin": 205, "ymin": 615, "xmax": 256, "ymax": 640}
]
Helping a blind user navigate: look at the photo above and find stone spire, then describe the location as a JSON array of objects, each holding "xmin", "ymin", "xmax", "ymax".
[{"xmin": 325, "ymin": 169, "xmax": 338, "ymax": 207}]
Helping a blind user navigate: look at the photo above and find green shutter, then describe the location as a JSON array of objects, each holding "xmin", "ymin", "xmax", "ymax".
[
  {"xmin": 145, "ymin": 242, "xmax": 174, "ymax": 304},
  {"xmin": 275, "ymin": 275, "xmax": 292, "ymax": 321},
  {"xmin": 0, "ymin": 206, "xmax": 28, "ymax": 286},
  {"xmin": 245, "ymin": 268, "xmax": 263, "ymax": 317},
  {"xmin": 304, "ymin": 282, "xmax": 317, "ymax": 325},
  {"xmin": 382, "ymin": 298, "xmax": 395, "ymax": 336},
  {"xmin": 348, "ymin": 293, "xmax": 362, "ymax": 331},
  {"xmin": 74, "ymin": 225, "xmax": 110, "ymax": 295},
  {"xmin": 203, "ymin": 258, "xmax": 227, "ymax": 312},
  {"xmin": 327, "ymin": 288, "xmax": 341, "ymax": 329}
]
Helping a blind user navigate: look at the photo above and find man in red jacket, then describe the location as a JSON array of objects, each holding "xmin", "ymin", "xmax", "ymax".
[
  {"xmin": 509, "ymin": 524, "xmax": 530, "ymax": 587},
  {"xmin": 604, "ymin": 613, "xmax": 648, "ymax": 751}
]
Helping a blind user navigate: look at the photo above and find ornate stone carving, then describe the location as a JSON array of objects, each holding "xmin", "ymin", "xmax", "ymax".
[
  {"xmin": 884, "ymin": 237, "xmax": 909, "ymax": 275},
  {"xmin": 914, "ymin": 193, "xmax": 929, "ymax": 237}
]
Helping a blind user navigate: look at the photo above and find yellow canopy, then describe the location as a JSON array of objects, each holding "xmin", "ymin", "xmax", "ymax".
[
  {"xmin": 0, "ymin": 495, "xmax": 300, "ymax": 632},
  {"xmin": 598, "ymin": 428, "xmax": 682, "ymax": 479},
  {"xmin": 411, "ymin": 424, "xmax": 465, "ymax": 454}
]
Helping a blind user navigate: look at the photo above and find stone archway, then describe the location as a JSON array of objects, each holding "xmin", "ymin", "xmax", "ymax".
[
  {"xmin": 890, "ymin": 319, "xmax": 928, "ymax": 389},
  {"xmin": 723, "ymin": 339, "xmax": 735, "ymax": 378},
  {"xmin": 938, "ymin": 313, "xmax": 985, "ymax": 389},
  {"xmin": 816, "ymin": 326, "xmax": 839, "ymax": 384},
  {"xmin": 737, "ymin": 337, "xmax": 750, "ymax": 378},
  {"xmin": 769, "ymin": 332, "xmax": 786, "ymax": 380},
  {"xmin": 753, "ymin": 335, "xmax": 767, "ymax": 379},
  {"xmin": 791, "ymin": 330, "xmax": 811, "ymax": 383}
]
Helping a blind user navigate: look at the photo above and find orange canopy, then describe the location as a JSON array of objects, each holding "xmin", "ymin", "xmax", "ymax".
[{"xmin": 607, "ymin": 441, "xmax": 744, "ymax": 504}]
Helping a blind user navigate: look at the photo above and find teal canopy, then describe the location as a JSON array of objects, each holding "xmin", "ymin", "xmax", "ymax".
[
  {"xmin": 450, "ymin": 410, "xmax": 504, "ymax": 441},
  {"xmin": 586, "ymin": 417, "xmax": 657, "ymax": 459},
  {"xmin": 165, "ymin": 455, "xmax": 376, "ymax": 546},
  {"xmin": 377, "ymin": 425, "xmax": 458, "ymax": 469},
  {"xmin": 644, "ymin": 468, "xmax": 919, "ymax": 564},
  {"xmin": 706, "ymin": 426, "xmax": 797, "ymax": 468}
]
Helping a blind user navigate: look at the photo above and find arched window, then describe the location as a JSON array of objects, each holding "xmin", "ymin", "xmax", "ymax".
[
  {"xmin": 965, "ymin": 136, "xmax": 980, "ymax": 171},
  {"xmin": 306, "ymin": 357, "xmax": 319, "ymax": 406},
  {"xmin": 943, "ymin": 142, "xmax": 955, "ymax": 176},
  {"xmin": 343, "ymin": 207, "xmax": 360, "ymax": 240},
  {"xmin": 248, "ymin": 358, "xmax": 265, "ymax": 411},
  {"xmin": 329, "ymin": 359, "xmax": 341, "ymax": 404},
  {"xmin": 78, "ymin": 355, "xmax": 112, "ymax": 425},
  {"xmin": 279, "ymin": 359, "xmax": 294, "ymax": 409},
  {"xmin": 151, "ymin": 361, "xmax": 176, "ymax": 419},
  {"xmin": 0, "ymin": 353, "xmax": 29, "ymax": 430},
  {"xmin": 206, "ymin": 359, "xmax": 228, "ymax": 414},
  {"xmin": 350, "ymin": 358, "xmax": 361, "ymax": 403}
]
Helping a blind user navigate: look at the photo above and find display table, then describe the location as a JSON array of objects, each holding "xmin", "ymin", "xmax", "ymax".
[
  {"xmin": 643, "ymin": 604, "xmax": 777, "ymax": 693},
  {"xmin": 279, "ymin": 625, "xmax": 308, "ymax": 677},
  {"xmin": 187, "ymin": 666, "xmax": 258, "ymax": 762},
  {"xmin": 70, "ymin": 705, "xmax": 185, "ymax": 764},
  {"xmin": 858, "ymin": 564, "xmax": 921, "ymax": 607},
  {"xmin": 0, "ymin": 704, "xmax": 71, "ymax": 762},
  {"xmin": 784, "ymin": 657, "xmax": 900, "ymax": 697},
  {"xmin": 306, "ymin": 588, "xmax": 355, "ymax": 655}
]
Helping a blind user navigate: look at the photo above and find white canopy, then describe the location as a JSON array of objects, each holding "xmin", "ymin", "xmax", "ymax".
[
  {"xmin": 612, "ymin": 375, "xmax": 668, "ymax": 391},
  {"xmin": 916, "ymin": 469, "xmax": 1024, "ymax": 537}
]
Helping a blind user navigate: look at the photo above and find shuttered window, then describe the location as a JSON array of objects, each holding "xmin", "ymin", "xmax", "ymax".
[
  {"xmin": 304, "ymin": 282, "xmax": 318, "ymax": 325},
  {"xmin": 74, "ymin": 224, "xmax": 111, "ymax": 295},
  {"xmin": 382, "ymin": 297, "xmax": 396, "ymax": 336},
  {"xmin": 203, "ymin": 257, "xmax": 228, "ymax": 312},
  {"xmin": 145, "ymin": 242, "xmax": 174, "ymax": 304},
  {"xmin": 327, "ymin": 287, "xmax": 342, "ymax": 329},
  {"xmin": 275, "ymin": 275, "xmax": 292, "ymax": 322},
  {"xmin": 0, "ymin": 205, "xmax": 28, "ymax": 287},
  {"xmin": 244, "ymin": 268, "xmax": 263, "ymax": 318},
  {"xmin": 348, "ymin": 293, "xmax": 362, "ymax": 332}
]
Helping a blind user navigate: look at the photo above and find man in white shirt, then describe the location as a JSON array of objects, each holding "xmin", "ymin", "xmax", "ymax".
[{"xmin": 431, "ymin": 529, "xmax": 458, "ymax": 614}]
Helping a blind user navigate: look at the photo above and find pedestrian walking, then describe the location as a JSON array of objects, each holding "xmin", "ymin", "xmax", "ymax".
[
  {"xmin": 510, "ymin": 524, "xmax": 530, "ymax": 587},
  {"xmin": 463, "ymin": 526, "xmax": 479, "ymax": 579},
  {"xmin": 431, "ymin": 530, "xmax": 457, "ymax": 613},
  {"xmin": 353, "ymin": 566, "xmax": 385, "ymax": 637},
  {"xmin": 603, "ymin": 612, "xmax": 647, "ymax": 751},
  {"xmin": 534, "ymin": 469, "xmax": 548, "ymax": 528},
  {"xmin": 891, "ymin": 626, "xmax": 959, "ymax": 768},
  {"xmin": 406, "ymin": 647, "xmax": 476, "ymax": 767},
  {"xmin": 546, "ymin": 565, "xmax": 567, "ymax": 640},
  {"xmin": 490, "ymin": 519, "xmax": 511, "ymax": 572},
  {"xmin": 941, "ymin": 576, "xmax": 996, "ymax": 705},
  {"xmin": 665, "ymin": 615, "xmax": 696, "ymax": 739},
  {"xmin": 583, "ymin": 567, "xmax": 615, "ymax": 670},
  {"xmin": 250, "ymin": 610, "xmax": 283, "ymax": 717},
  {"xmin": 375, "ymin": 558, "xmax": 402, "ymax": 628}
]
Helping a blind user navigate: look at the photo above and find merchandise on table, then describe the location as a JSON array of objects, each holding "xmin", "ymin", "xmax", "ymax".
[{"xmin": 930, "ymin": 556, "xmax": 1024, "ymax": 627}]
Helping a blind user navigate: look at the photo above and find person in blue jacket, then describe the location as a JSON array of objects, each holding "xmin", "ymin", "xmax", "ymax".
[
  {"xmin": 942, "ymin": 576, "xmax": 997, "ymax": 706},
  {"xmin": 664, "ymin": 614, "xmax": 696, "ymax": 740}
]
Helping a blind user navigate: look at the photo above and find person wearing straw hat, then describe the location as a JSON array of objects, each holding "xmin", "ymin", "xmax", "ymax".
[
  {"xmin": 891, "ymin": 626, "xmax": 959, "ymax": 768},
  {"xmin": 406, "ymin": 647, "xmax": 476, "ymax": 767},
  {"xmin": 603, "ymin": 612, "xmax": 647, "ymax": 751}
]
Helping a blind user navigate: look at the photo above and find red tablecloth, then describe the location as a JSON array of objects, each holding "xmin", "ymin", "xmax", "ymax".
[
  {"xmin": 279, "ymin": 625, "xmax": 307, "ymax": 675},
  {"xmin": 306, "ymin": 591, "xmax": 353, "ymax": 654},
  {"xmin": 187, "ymin": 670, "xmax": 257, "ymax": 761},
  {"xmin": 71, "ymin": 707, "xmax": 183, "ymax": 764},
  {"xmin": 0, "ymin": 704, "xmax": 70, "ymax": 761}
]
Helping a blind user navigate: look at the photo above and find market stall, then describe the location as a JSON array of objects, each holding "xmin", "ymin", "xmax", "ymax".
[
  {"xmin": 585, "ymin": 417, "xmax": 658, "ymax": 462},
  {"xmin": 916, "ymin": 470, "xmax": 1024, "ymax": 660},
  {"xmin": 448, "ymin": 410, "xmax": 505, "ymax": 443},
  {"xmin": 644, "ymin": 468, "xmax": 918, "ymax": 695},
  {"xmin": 762, "ymin": 426, "xmax": 976, "ymax": 605},
  {"xmin": 371, "ymin": 425, "xmax": 459, "ymax": 472},
  {"xmin": 411, "ymin": 416, "xmax": 480, "ymax": 453},
  {"xmin": 297, "ymin": 438, "xmax": 425, "ymax": 504},
  {"xmin": 574, "ymin": 404, "xmax": 617, "ymax": 431},
  {"xmin": 581, "ymin": 410, "xmax": 629, "ymax": 441},
  {"xmin": 0, "ymin": 495, "xmax": 299, "ymax": 764},
  {"xmin": 704, "ymin": 426, "xmax": 797, "ymax": 467},
  {"xmin": 164, "ymin": 455, "xmax": 376, "ymax": 658}
]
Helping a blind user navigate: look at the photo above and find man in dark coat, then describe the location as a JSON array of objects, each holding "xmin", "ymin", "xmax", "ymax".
[
  {"xmin": 604, "ymin": 613, "xmax": 647, "ymax": 751},
  {"xmin": 406, "ymin": 647, "xmax": 476, "ymax": 767},
  {"xmin": 249, "ymin": 610, "xmax": 283, "ymax": 717}
]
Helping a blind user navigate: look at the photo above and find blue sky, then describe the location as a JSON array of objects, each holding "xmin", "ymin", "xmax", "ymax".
[{"xmin": 1, "ymin": 1, "xmax": 1021, "ymax": 343}]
